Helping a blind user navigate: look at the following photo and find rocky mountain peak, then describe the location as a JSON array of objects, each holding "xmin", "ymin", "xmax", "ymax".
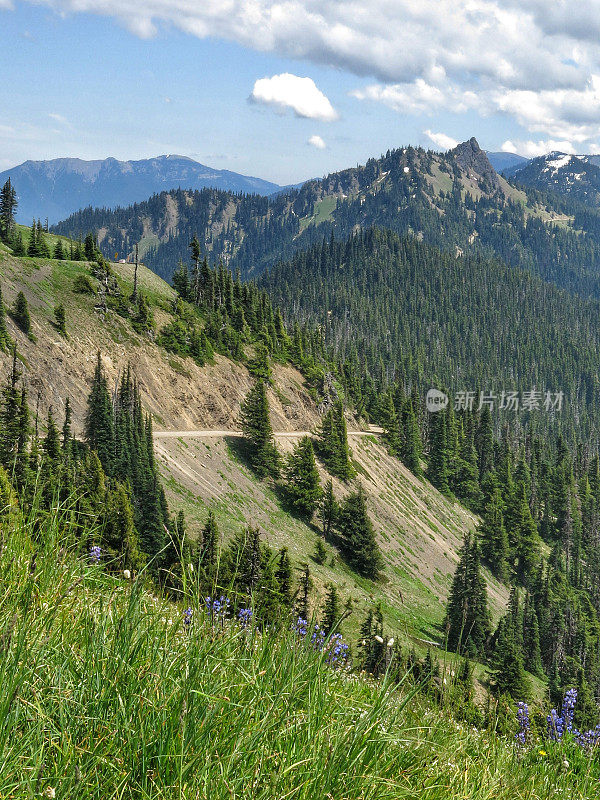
[{"xmin": 451, "ymin": 137, "xmax": 501, "ymax": 192}]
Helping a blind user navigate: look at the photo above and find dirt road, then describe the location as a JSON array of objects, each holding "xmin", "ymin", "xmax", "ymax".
[{"xmin": 153, "ymin": 427, "xmax": 384, "ymax": 439}]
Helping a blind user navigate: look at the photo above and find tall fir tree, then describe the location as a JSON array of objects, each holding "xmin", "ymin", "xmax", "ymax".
[
  {"xmin": 283, "ymin": 435, "xmax": 322, "ymax": 516},
  {"xmin": 0, "ymin": 178, "xmax": 17, "ymax": 242},
  {"xmin": 337, "ymin": 484, "xmax": 382, "ymax": 578},
  {"xmin": 239, "ymin": 379, "xmax": 279, "ymax": 478},
  {"xmin": 85, "ymin": 352, "xmax": 115, "ymax": 472},
  {"xmin": 444, "ymin": 533, "xmax": 491, "ymax": 658}
]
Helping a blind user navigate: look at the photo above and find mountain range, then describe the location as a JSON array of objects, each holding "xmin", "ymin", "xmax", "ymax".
[
  {"xmin": 52, "ymin": 137, "xmax": 600, "ymax": 301},
  {"xmin": 0, "ymin": 155, "xmax": 284, "ymax": 224}
]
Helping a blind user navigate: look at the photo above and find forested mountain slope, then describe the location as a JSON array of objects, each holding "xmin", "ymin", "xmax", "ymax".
[
  {"xmin": 53, "ymin": 138, "xmax": 600, "ymax": 299},
  {"xmin": 0, "ymin": 235, "xmax": 506, "ymax": 644},
  {"xmin": 261, "ymin": 227, "xmax": 600, "ymax": 443}
]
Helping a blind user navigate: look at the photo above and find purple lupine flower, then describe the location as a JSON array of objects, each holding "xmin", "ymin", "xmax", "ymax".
[
  {"xmin": 90, "ymin": 545, "xmax": 101, "ymax": 563},
  {"xmin": 325, "ymin": 633, "xmax": 350, "ymax": 667},
  {"xmin": 204, "ymin": 595, "xmax": 230, "ymax": 620},
  {"xmin": 238, "ymin": 608, "xmax": 253, "ymax": 628},
  {"xmin": 515, "ymin": 701, "xmax": 530, "ymax": 745},
  {"xmin": 183, "ymin": 607, "xmax": 193, "ymax": 627},
  {"xmin": 293, "ymin": 617, "xmax": 308, "ymax": 637},
  {"xmin": 562, "ymin": 688, "xmax": 577, "ymax": 733},
  {"xmin": 311, "ymin": 625, "xmax": 326, "ymax": 652},
  {"xmin": 547, "ymin": 707, "xmax": 565, "ymax": 741}
]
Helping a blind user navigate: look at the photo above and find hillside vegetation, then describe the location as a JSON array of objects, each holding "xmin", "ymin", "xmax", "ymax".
[
  {"xmin": 0, "ymin": 239, "xmax": 506, "ymax": 646},
  {"xmin": 3, "ymin": 507, "xmax": 598, "ymax": 800}
]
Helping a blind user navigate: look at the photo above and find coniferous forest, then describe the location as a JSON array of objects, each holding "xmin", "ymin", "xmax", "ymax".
[{"xmin": 7, "ymin": 132, "xmax": 600, "ymax": 795}]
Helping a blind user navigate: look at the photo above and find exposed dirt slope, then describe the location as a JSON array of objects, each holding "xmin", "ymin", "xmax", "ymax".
[
  {"xmin": 0, "ymin": 246, "xmax": 320, "ymax": 434},
  {"xmin": 155, "ymin": 431, "xmax": 509, "ymax": 643}
]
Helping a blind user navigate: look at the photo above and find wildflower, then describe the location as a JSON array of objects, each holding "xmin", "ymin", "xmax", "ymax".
[
  {"xmin": 515, "ymin": 701, "xmax": 530, "ymax": 745},
  {"xmin": 374, "ymin": 635, "xmax": 384, "ymax": 644},
  {"xmin": 311, "ymin": 625, "xmax": 326, "ymax": 651},
  {"xmin": 387, "ymin": 638, "xmax": 394, "ymax": 647},
  {"xmin": 293, "ymin": 617, "xmax": 308, "ymax": 637},
  {"xmin": 238, "ymin": 608, "xmax": 253, "ymax": 628},
  {"xmin": 205, "ymin": 595, "xmax": 230, "ymax": 619},
  {"xmin": 90, "ymin": 545, "xmax": 101, "ymax": 563},
  {"xmin": 43, "ymin": 789, "xmax": 56, "ymax": 799},
  {"xmin": 563, "ymin": 760, "xmax": 570, "ymax": 768},
  {"xmin": 183, "ymin": 607, "xmax": 192, "ymax": 627},
  {"xmin": 123, "ymin": 569, "xmax": 131, "ymax": 580},
  {"xmin": 188, "ymin": 563, "xmax": 194, "ymax": 573},
  {"xmin": 538, "ymin": 750, "xmax": 547, "ymax": 757}
]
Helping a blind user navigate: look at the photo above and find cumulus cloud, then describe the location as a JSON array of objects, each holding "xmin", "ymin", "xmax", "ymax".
[
  {"xmin": 308, "ymin": 134, "xmax": 326, "ymax": 149},
  {"xmin": 424, "ymin": 130, "xmax": 459, "ymax": 150},
  {"xmin": 250, "ymin": 74, "xmax": 338, "ymax": 121},
  {"xmin": 12, "ymin": 0, "xmax": 600, "ymax": 151},
  {"xmin": 501, "ymin": 139, "xmax": 577, "ymax": 158}
]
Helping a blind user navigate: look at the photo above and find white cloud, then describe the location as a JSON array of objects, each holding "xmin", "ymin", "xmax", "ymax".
[
  {"xmin": 424, "ymin": 130, "xmax": 458, "ymax": 150},
  {"xmin": 352, "ymin": 80, "xmax": 479, "ymax": 115},
  {"xmin": 308, "ymin": 134, "xmax": 326, "ymax": 149},
  {"xmin": 250, "ymin": 74, "xmax": 338, "ymax": 122},
  {"xmin": 501, "ymin": 138, "xmax": 577, "ymax": 158},
  {"xmin": 11, "ymin": 0, "xmax": 600, "ymax": 152},
  {"xmin": 49, "ymin": 112, "xmax": 68, "ymax": 124}
]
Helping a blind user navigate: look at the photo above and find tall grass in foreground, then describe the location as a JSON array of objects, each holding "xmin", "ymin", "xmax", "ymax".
[{"xmin": 1, "ymin": 503, "xmax": 599, "ymax": 799}]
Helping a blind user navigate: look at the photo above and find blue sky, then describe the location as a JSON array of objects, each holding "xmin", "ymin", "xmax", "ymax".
[{"xmin": 1, "ymin": 1, "xmax": 600, "ymax": 184}]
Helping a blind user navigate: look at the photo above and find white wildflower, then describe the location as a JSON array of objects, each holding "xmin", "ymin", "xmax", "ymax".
[
  {"xmin": 43, "ymin": 789, "xmax": 56, "ymax": 799},
  {"xmin": 387, "ymin": 638, "xmax": 395, "ymax": 646},
  {"xmin": 374, "ymin": 635, "xmax": 384, "ymax": 644},
  {"xmin": 123, "ymin": 569, "xmax": 131, "ymax": 580}
]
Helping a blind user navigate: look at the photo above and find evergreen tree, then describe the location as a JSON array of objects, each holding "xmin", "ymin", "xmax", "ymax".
[
  {"xmin": 239, "ymin": 379, "xmax": 279, "ymax": 478},
  {"xmin": 316, "ymin": 400, "xmax": 353, "ymax": 480},
  {"xmin": 84, "ymin": 233, "xmax": 97, "ymax": 261},
  {"xmin": 172, "ymin": 260, "xmax": 190, "ymax": 301},
  {"xmin": 337, "ymin": 484, "xmax": 382, "ymax": 578},
  {"xmin": 103, "ymin": 482, "xmax": 144, "ymax": 571},
  {"xmin": 295, "ymin": 562, "xmax": 312, "ymax": 620},
  {"xmin": 27, "ymin": 219, "xmax": 38, "ymax": 257},
  {"xmin": 400, "ymin": 395, "xmax": 422, "ymax": 476},
  {"xmin": 11, "ymin": 291, "xmax": 32, "ymax": 338},
  {"xmin": 313, "ymin": 537, "xmax": 327, "ymax": 565},
  {"xmin": 319, "ymin": 478, "xmax": 338, "ymax": 538},
  {"xmin": 283, "ymin": 435, "xmax": 322, "ymax": 516},
  {"xmin": 479, "ymin": 488, "xmax": 510, "ymax": 582},
  {"xmin": 11, "ymin": 231, "xmax": 25, "ymax": 256},
  {"xmin": 53, "ymin": 239, "xmax": 65, "ymax": 260},
  {"xmin": 492, "ymin": 600, "xmax": 530, "ymax": 698},
  {"xmin": 0, "ymin": 179, "xmax": 17, "ymax": 242},
  {"xmin": 320, "ymin": 584, "xmax": 341, "ymax": 635},
  {"xmin": 43, "ymin": 408, "xmax": 61, "ymax": 463},
  {"xmin": 84, "ymin": 352, "xmax": 115, "ymax": 472},
  {"xmin": 427, "ymin": 408, "xmax": 450, "ymax": 494},
  {"xmin": 54, "ymin": 304, "xmax": 67, "ymax": 336},
  {"xmin": 274, "ymin": 547, "xmax": 293, "ymax": 606},
  {"xmin": 444, "ymin": 534, "xmax": 490, "ymax": 658},
  {"xmin": 0, "ymin": 348, "xmax": 23, "ymax": 475}
]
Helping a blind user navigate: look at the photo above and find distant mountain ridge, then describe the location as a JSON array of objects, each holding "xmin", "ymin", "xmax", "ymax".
[
  {"xmin": 506, "ymin": 152, "xmax": 600, "ymax": 206},
  {"xmin": 485, "ymin": 151, "xmax": 528, "ymax": 174},
  {"xmin": 54, "ymin": 136, "xmax": 600, "ymax": 301},
  {"xmin": 0, "ymin": 155, "xmax": 283, "ymax": 224}
]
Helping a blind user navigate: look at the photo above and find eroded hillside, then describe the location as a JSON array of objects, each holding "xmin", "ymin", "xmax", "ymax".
[{"xmin": 0, "ymin": 240, "xmax": 507, "ymax": 646}]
